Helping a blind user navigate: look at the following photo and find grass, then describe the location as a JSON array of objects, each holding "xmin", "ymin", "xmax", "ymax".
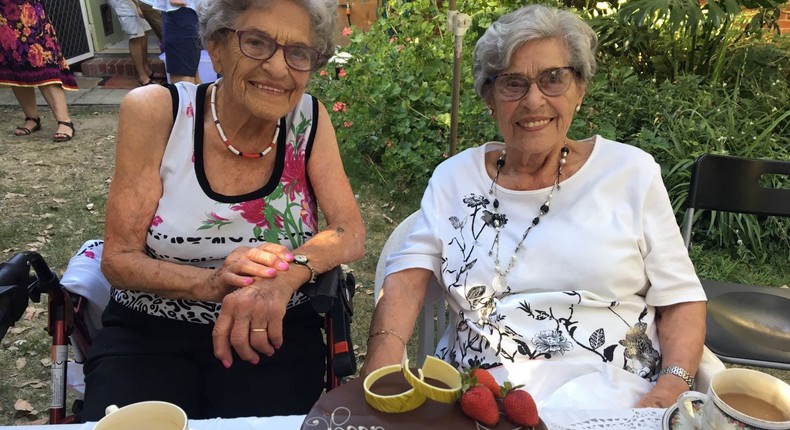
[{"xmin": 0, "ymin": 106, "xmax": 787, "ymax": 425}]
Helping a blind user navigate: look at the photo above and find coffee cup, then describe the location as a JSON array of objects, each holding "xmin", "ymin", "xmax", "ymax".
[
  {"xmin": 675, "ymin": 368, "xmax": 790, "ymax": 430},
  {"xmin": 93, "ymin": 401, "xmax": 188, "ymax": 430}
]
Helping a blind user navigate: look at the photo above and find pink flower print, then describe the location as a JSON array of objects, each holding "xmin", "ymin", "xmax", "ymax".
[
  {"xmin": 342, "ymin": 27, "xmax": 353, "ymax": 37},
  {"xmin": 186, "ymin": 103, "xmax": 194, "ymax": 118},
  {"xmin": 19, "ymin": 2, "xmax": 38, "ymax": 27},
  {"xmin": 332, "ymin": 101, "xmax": 348, "ymax": 113},
  {"xmin": 2, "ymin": 2, "xmax": 21, "ymax": 21},
  {"xmin": 27, "ymin": 44, "xmax": 45, "ymax": 68},
  {"xmin": 198, "ymin": 212, "xmax": 232, "ymax": 230},
  {"xmin": 231, "ymin": 199, "xmax": 283, "ymax": 229},
  {"xmin": 337, "ymin": 68, "xmax": 347, "ymax": 78},
  {"xmin": 0, "ymin": 25, "xmax": 17, "ymax": 52},
  {"xmin": 231, "ymin": 199, "xmax": 268, "ymax": 228},
  {"xmin": 300, "ymin": 195, "xmax": 318, "ymax": 231},
  {"xmin": 343, "ymin": 121, "xmax": 354, "ymax": 128},
  {"xmin": 84, "ymin": 250, "xmax": 96, "ymax": 259},
  {"xmin": 151, "ymin": 215, "xmax": 163, "ymax": 227},
  {"xmin": 282, "ymin": 146, "xmax": 308, "ymax": 201}
]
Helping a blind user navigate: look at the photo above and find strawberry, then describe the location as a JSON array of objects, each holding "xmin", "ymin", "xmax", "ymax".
[
  {"xmin": 470, "ymin": 368, "xmax": 503, "ymax": 399},
  {"xmin": 503, "ymin": 388, "xmax": 539, "ymax": 427},
  {"xmin": 462, "ymin": 367, "xmax": 503, "ymax": 399},
  {"xmin": 460, "ymin": 385, "xmax": 500, "ymax": 427}
]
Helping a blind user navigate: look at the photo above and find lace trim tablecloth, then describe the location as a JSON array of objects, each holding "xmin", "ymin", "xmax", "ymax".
[
  {"xmin": 542, "ymin": 407, "xmax": 665, "ymax": 430},
  {"xmin": 73, "ymin": 409, "xmax": 666, "ymax": 430}
]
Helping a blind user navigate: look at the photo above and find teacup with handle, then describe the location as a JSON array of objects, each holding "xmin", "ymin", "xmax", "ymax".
[
  {"xmin": 675, "ymin": 368, "xmax": 790, "ymax": 430},
  {"xmin": 93, "ymin": 400, "xmax": 188, "ymax": 430}
]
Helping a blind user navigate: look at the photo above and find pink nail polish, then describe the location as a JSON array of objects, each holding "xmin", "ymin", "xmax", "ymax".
[
  {"xmin": 285, "ymin": 253, "xmax": 294, "ymax": 261},
  {"xmin": 244, "ymin": 277, "xmax": 253, "ymax": 285},
  {"xmin": 222, "ymin": 360, "xmax": 231, "ymax": 369},
  {"xmin": 278, "ymin": 262, "xmax": 289, "ymax": 270},
  {"xmin": 266, "ymin": 268, "xmax": 277, "ymax": 276}
]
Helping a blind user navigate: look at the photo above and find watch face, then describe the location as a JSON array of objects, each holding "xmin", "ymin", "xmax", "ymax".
[{"xmin": 294, "ymin": 254, "xmax": 309, "ymax": 264}]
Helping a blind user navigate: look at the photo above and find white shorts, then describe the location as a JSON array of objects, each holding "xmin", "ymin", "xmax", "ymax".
[{"xmin": 107, "ymin": 0, "xmax": 152, "ymax": 39}]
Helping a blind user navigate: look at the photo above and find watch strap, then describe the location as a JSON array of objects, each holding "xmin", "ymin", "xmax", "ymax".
[
  {"xmin": 293, "ymin": 257, "xmax": 316, "ymax": 283},
  {"xmin": 659, "ymin": 365, "xmax": 695, "ymax": 390}
]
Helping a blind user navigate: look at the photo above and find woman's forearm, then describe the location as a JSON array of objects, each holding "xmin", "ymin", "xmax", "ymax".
[
  {"xmin": 361, "ymin": 268, "xmax": 432, "ymax": 376},
  {"xmin": 656, "ymin": 301, "xmax": 707, "ymax": 382}
]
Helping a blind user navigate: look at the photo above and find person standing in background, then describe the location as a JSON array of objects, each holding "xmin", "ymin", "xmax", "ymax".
[
  {"xmin": 0, "ymin": 0, "xmax": 77, "ymax": 141},
  {"xmin": 151, "ymin": 0, "xmax": 201, "ymax": 84},
  {"xmin": 106, "ymin": 0, "xmax": 166, "ymax": 86}
]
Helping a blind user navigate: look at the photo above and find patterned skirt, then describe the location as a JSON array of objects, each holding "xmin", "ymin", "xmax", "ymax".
[{"xmin": 0, "ymin": 0, "xmax": 78, "ymax": 89}]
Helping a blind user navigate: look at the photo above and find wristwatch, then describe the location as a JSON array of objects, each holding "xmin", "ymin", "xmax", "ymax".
[
  {"xmin": 292, "ymin": 254, "xmax": 316, "ymax": 283},
  {"xmin": 659, "ymin": 365, "xmax": 695, "ymax": 390}
]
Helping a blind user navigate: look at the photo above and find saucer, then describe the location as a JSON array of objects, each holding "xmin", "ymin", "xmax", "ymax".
[{"xmin": 662, "ymin": 399, "xmax": 704, "ymax": 430}]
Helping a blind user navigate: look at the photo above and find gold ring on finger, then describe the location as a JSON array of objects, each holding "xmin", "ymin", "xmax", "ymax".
[{"xmin": 251, "ymin": 328, "xmax": 267, "ymax": 332}]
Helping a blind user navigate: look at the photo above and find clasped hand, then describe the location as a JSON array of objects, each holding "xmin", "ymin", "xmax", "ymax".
[{"xmin": 209, "ymin": 243, "xmax": 297, "ymax": 367}]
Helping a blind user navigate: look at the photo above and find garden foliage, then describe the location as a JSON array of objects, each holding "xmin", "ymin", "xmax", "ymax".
[{"xmin": 311, "ymin": 0, "xmax": 789, "ymax": 262}]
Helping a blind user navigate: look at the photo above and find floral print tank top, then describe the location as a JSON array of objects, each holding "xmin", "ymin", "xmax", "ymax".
[{"xmin": 112, "ymin": 82, "xmax": 319, "ymax": 324}]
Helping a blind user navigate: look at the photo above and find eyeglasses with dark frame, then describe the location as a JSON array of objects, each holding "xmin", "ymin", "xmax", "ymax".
[
  {"xmin": 225, "ymin": 28, "xmax": 328, "ymax": 72},
  {"xmin": 489, "ymin": 67, "xmax": 577, "ymax": 101}
]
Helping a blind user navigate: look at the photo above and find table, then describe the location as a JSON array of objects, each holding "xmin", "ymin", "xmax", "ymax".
[
  {"xmin": 0, "ymin": 409, "xmax": 668, "ymax": 430},
  {"xmin": 0, "ymin": 415, "xmax": 306, "ymax": 430}
]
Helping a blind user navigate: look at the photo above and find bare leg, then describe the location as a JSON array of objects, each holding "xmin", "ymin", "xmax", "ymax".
[
  {"xmin": 38, "ymin": 83, "xmax": 73, "ymax": 139},
  {"xmin": 129, "ymin": 35, "xmax": 152, "ymax": 84},
  {"xmin": 169, "ymin": 74, "xmax": 198, "ymax": 84},
  {"xmin": 11, "ymin": 87, "xmax": 41, "ymax": 135}
]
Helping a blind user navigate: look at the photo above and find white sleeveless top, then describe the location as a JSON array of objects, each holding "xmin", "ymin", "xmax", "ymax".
[{"xmin": 112, "ymin": 82, "xmax": 319, "ymax": 324}]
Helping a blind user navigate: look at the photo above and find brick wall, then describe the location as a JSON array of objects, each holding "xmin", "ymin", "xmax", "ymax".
[{"xmin": 779, "ymin": 4, "xmax": 790, "ymax": 34}]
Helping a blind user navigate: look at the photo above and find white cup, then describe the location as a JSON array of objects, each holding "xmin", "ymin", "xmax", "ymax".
[
  {"xmin": 675, "ymin": 368, "xmax": 790, "ymax": 430},
  {"xmin": 93, "ymin": 401, "xmax": 188, "ymax": 430}
]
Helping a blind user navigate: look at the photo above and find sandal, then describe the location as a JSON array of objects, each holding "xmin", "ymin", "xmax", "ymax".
[
  {"xmin": 53, "ymin": 120, "xmax": 74, "ymax": 142},
  {"xmin": 138, "ymin": 79, "xmax": 155, "ymax": 86},
  {"xmin": 14, "ymin": 116, "xmax": 42, "ymax": 136}
]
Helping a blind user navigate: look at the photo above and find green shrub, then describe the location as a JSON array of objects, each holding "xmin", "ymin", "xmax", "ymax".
[{"xmin": 311, "ymin": 0, "xmax": 790, "ymax": 261}]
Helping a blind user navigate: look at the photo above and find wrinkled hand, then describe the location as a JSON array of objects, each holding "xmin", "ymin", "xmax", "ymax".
[
  {"xmin": 201, "ymin": 243, "xmax": 293, "ymax": 302},
  {"xmin": 212, "ymin": 276, "xmax": 296, "ymax": 367},
  {"xmin": 636, "ymin": 377, "xmax": 688, "ymax": 408}
]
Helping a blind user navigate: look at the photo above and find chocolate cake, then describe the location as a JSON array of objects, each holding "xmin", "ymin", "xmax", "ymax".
[{"xmin": 301, "ymin": 372, "xmax": 547, "ymax": 430}]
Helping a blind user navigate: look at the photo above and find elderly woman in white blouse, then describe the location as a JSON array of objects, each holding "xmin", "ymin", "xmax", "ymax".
[{"xmin": 362, "ymin": 4, "xmax": 706, "ymax": 409}]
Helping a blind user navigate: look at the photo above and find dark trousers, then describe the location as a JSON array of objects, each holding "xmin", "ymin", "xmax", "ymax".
[{"xmin": 82, "ymin": 299, "xmax": 325, "ymax": 421}]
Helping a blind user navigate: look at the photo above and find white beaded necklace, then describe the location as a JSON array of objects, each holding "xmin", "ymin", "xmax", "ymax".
[
  {"xmin": 210, "ymin": 78, "xmax": 279, "ymax": 159},
  {"xmin": 488, "ymin": 143, "xmax": 570, "ymax": 291}
]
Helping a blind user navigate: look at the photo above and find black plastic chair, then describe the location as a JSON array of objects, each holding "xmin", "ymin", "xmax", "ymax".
[{"xmin": 680, "ymin": 153, "xmax": 790, "ymax": 370}]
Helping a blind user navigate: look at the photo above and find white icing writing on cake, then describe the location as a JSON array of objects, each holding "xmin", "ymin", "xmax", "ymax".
[{"xmin": 304, "ymin": 406, "xmax": 386, "ymax": 430}]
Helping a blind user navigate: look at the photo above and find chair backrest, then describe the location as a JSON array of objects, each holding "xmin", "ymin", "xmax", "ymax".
[
  {"xmin": 681, "ymin": 153, "xmax": 790, "ymax": 247},
  {"xmin": 374, "ymin": 210, "xmax": 450, "ymax": 366},
  {"xmin": 680, "ymin": 154, "xmax": 790, "ymax": 370}
]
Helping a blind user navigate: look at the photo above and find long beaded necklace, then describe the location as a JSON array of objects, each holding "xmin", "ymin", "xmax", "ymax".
[
  {"xmin": 210, "ymin": 78, "xmax": 279, "ymax": 159},
  {"xmin": 488, "ymin": 143, "xmax": 570, "ymax": 292}
]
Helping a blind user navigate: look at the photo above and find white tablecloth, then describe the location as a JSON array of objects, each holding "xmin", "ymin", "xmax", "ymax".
[
  {"xmin": 0, "ymin": 415, "xmax": 306, "ymax": 430},
  {"xmin": 0, "ymin": 409, "xmax": 667, "ymax": 430}
]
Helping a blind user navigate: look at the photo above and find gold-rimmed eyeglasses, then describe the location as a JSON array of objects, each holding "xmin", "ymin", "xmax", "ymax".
[
  {"xmin": 226, "ymin": 28, "xmax": 327, "ymax": 72},
  {"xmin": 489, "ymin": 67, "xmax": 577, "ymax": 101}
]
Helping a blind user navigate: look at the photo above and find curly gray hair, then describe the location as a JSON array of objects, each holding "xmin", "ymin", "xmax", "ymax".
[
  {"xmin": 196, "ymin": 0, "xmax": 337, "ymax": 64},
  {"xmin": 473, "ymin": 4, "xmax": 597, "ymax": 102}
]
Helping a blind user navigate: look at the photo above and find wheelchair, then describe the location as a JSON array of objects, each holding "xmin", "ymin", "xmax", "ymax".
[{"xmin": 0, "ymin": 241, "xmax": 357, "ymax": 424}]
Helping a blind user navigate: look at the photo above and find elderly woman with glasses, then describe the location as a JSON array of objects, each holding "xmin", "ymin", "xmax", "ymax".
[
  {"xmin": 82, "ymin": 0, "xmax": 364, "ymax": 420},
  {"xmin": 363, "ymin": 4, "xmax": 706, "ymax": 409}
]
